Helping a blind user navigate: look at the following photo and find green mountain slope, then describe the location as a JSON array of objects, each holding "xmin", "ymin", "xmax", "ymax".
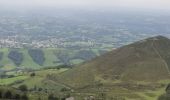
[
  {"xmin": 55, "ymin": 36, "xmax": 170, "ymax": 88},
  {"xmin": 0, "ymin": 48, "xmax": 101, "ymax": 71}
]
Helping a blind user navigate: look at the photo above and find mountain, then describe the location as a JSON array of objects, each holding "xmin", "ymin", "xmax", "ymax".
[{"xmin": 55, "ymin": 36, "xmax": 170, "ymax": 88}]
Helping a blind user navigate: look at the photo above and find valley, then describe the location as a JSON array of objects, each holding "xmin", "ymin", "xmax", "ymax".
[
  {"xmin": 0, "ymin": 8, "xmax": 170, "ymax": 100},
  {"xmin": 1, "ymin": 36, "xmax": 170, "ymax": 100}
]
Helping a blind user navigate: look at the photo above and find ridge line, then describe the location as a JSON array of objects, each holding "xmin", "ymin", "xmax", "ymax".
[{"xmin": 151, "ymin": 40, "xmax": 170, "ymax": 75}]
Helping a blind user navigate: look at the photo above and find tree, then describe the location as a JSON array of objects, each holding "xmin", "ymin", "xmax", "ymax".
[
  {"xmin": 65, "ymin": 93, "xmax": 71, "ymax": 98},
  {"xmin": 48, "ymin": 94, "xmax": 55, "ymax": 100},
  {"xmin": 38, "ymin": 88, "xmax": 43, "ymax": 91},
  {"xmin": 61, "ymin": 97, "xmax": 66, "ymax": 100},
  {"xmin": 60, "ymin": 87, "xmax": 69, "ymax": 92},
  {"xmin": 19, "ymin": 85, "xmax": 28, "ymax": 92},
  {"xmin": 38, "ymin": 97, "xmax": 41, "ymax": 100},
  {"xmin": 30, "ymin": 72, "xmax": 36, "ymax": 77},
  {"xmin": 34, "ymin": 85, "xmax": 37, "ymax": 91},
  {"xmin": 4, "ymin": 90, "xmax": 12, "ymax": 99},
  {"xmin": 48, "ymin": 94, "xmax": 59, "ymax": 100},
  {"xmin": 21, "ymin": 94, "xmax": 28, "ymax": 100},
  {"xmin": 13, "ymin": 93, "xmax": 20, "ymax": 99},
  {"xmin": 0, "ymin": 90, "xmax": 2, "ymax": 98}
]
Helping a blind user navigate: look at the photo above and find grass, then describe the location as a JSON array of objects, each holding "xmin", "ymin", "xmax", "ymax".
[
  {"xmin": 134, "ymin": 87, "xmax": 166, "ymax": 100},
  {"xmin": 0, "ymin": 48, "xmax": 101, "ymax": 70},
  {"xmin": 70, "ymin": 59, "xmax": 84, "ymax": 65},
  {"xmin": 1, "ymin": 68, "xmax": 169, "ymax": 100},
  {"xmin": 0, "ymin": 48, "xmax": 15, "ymax": 70},
  {"xmin": 43, "ymin": 49, "xmax": 59, "ymax": 67},
  {"xmin": 36, "ymin": 68, "xmax": 68, "ymax": 77},
  {"xmin": 11, "ymin": 68, "xmax": 69, "ymax": 92},
  {"xmin": 0, "ymin": 75, "xmax": 29, "ymax": 85},
  {"xmin": 20, "ymin": 49, "xmax": 41, "ymax": 69}
]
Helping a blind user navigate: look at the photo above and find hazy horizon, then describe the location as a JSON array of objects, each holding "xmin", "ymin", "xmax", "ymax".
[{"xmin": 0, "ymin": 0, "xmax": 170, "ymax": 12}]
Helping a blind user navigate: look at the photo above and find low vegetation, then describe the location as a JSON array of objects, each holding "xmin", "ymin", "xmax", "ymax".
[
  {"xmin": 28, "ymin": 49, "xmax": 45, "ymax": 66},
  {"xmin": 0, "ymin": 48, "xmax": 104, "ymax": 70},
  {"xmin": 8, "ymin": 50, "xmax": 23, "ymax": 66},
  {"xmin": 0, "ymin": 86, "xmax": 28, "ymax": 100},
  {"xmin": 73, "ymin": 50, "xmax": 97, "ymax": 61},
  {"xmin": 1, "ymin": 36, "xmax": 170, "ymax": 100}
]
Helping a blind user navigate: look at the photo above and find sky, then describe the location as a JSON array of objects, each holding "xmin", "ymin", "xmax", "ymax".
[{"xmin": 0, "ymin": 0, "xmax": 170, "ymax": 11}]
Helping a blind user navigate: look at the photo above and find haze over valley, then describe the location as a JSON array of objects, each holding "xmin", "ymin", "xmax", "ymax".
[{"xmin": 1, "ymin": 0, "xmax": 170, "ymax": 100}]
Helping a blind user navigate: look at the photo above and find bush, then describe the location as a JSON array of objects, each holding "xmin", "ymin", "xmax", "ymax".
[
  {"xmin": 48, "ymin": 94, "xmax": 59, "ymax": 100},
  {"xmin": 38, "ymin": 88, "xmax": 43, "ymax": 91},
  {"xmin": 48, "ymin": 94, "xmax": 55, "ymax": 100},
  {"xmin": 60, "ymin": 88, "xmax": 69, "ymax": 92},
  {"xmin": 4, "ymin": 90, "xmax": 12, "ymax": 99},
  {"xmin": 21, "ymin": 94, "xmax": 28, "ymax": 100},
  {"xmin": 61, "ymin": 98, "xmax": 66, "ymax": 100},
  {"xmin": 0, "ymin": 90, "xmax": 2, "ymax": 98},
  {"xmin": 30, "ymin": 72, "xmax": 36, "ymax": 77},
  {"xmin": 13, "ymin": 93, "xmax": 20, "ymax": 99},
  {"xmin": 19, "ymin": 85, "xmax": 28, "ymax": 92},
  {"xmin": 158, "ymin": 94, "xmax": 166, "ymax": 100},
  {"xmin": 0, "ymin": 87, "xmax": 28, "ymax": 100}
]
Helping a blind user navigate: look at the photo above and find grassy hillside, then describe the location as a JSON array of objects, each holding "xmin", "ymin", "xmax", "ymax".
[
  {"xmin": 1, "ymin": 67, "xmax": 169, "ymax": 100},
  {"xmin": 40, "ymin": 36, "xmax": 170, "ymax": 100},
  {"xmin": 55, "ymin": 36, "xmax": 170, "ymax": 88},
  {"xmin": 1, "ymin": 36, "xmax": 170, "ymax": 100},
  {"xmin": 0, "ymin": 48, "xmax": 105, "ymax": 71},
  {"xmin": 0, "ymin": 67, "xmax": 75, "ymax": 100},
  {"xmin": 0, "ymin": 68, "xmax": 69, "ymax": 91}
]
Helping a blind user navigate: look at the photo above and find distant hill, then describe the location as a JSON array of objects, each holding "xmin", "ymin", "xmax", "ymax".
[
  {"xmin": 0, "ymin": 48, "xmax": 102, "ymax": 71},
  {"xmin": 55, "ymin": 36, "xmax": 170, "ymax": 88}
]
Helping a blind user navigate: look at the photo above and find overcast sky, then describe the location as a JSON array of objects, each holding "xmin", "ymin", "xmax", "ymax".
[{"xmin": 0, "ymin": 0, "xmax": 170, "ymax": 11}]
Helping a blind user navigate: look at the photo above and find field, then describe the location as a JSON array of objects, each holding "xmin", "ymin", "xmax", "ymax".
[
  {"xmin": 1, "ymin": 68, "xmax": 68, "ymax": 90},
  {"xmin": 0, "ymin": 67, "xmax": 169, "ymax": 100}
]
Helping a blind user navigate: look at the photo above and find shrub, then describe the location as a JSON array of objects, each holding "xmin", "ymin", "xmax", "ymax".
[
  {"xmin": 30, "ymin": 72, "xmax": 36, "ymax": 77},
  {"xmin": 48, "ymin": 94, "xmax": 59, "ymax": 100},
  {"xmin": 19, "ymin": 85, "xmax": 28, "ymax": 92},
  {"xmin": 21, "ymin": 94, "xmax": 28, "ymax": 100},
  {"xmin": 158, "ymin": 94, "xmax": 166, "ymax": 100},
  {"xmin": 61, "ymin": 98, "xmax": 66, "ymax": 100},
  {"xmin": 4, "ymin": 90, "xmax": 12, "ymax": 99},
  {"xmin": 48, "ymin": 94, "xmax": 55, "ymax": 100},
  {"xmin": 60, "ymin": 88, "xmax": 69, "ymax": 92},
  {"xmin": 38, "ymin": 88, "xmax": 43, "ymax": 91},
  {"xmin": 13, "ymin": 93, "xmax": 20, "ymax": 99},
  {"xmin": 0, "ymin": 90, "xmax": 2, "ymax": 98}
]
